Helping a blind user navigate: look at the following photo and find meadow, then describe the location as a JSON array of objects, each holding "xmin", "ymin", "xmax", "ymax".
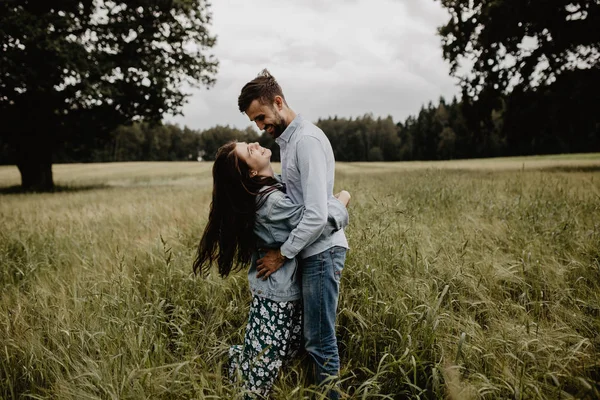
[{"xmin": 0, "ymin": 154, "xmax": 599, "ymax": 399}]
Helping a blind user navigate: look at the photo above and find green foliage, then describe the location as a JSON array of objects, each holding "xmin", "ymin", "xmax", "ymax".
[
  {"xmin": 317, "ymin": 114, "xmax": 401, "ymax": 162},
  {"xmin": 0, "ymin": 0, "xmax": 218, "ymax": 189},
  {"xmin": 368, "ymin": 146, "xmax": 384, "ymax": 162},
  {"xmin": 436, "ymin": 0, "xmax": 600, "ymax": 158},
  {"xmin": 437, "ymin": 0, "xmax": 600, "ymax": 97},
  {"xmin": 198, "ymin": 126, "xmax": 259, "ymax": 161},
  {"xmin": 54, "ymin": 122, "xmax": 268, "ymax": 162}
]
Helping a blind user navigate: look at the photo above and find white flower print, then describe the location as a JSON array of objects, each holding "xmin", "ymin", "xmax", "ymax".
[
  {"xmin": 260, "ymin": 305, "xmax": 269, "ymax": 318},
  {"xmin": 228, "ymin": 296, "xmax": 302, "ymax": 398}
]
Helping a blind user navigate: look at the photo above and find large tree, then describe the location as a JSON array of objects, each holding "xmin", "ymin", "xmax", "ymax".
[
  {"xmin": 437, "ymin": 0, "xmax": 600, "ymax": 155},
  {"xmin": 437, "ymin": 0, "xmax": 599, "ymax": 97},
  {"xmin": 0, "ymin": 0, "xmax": 218, "ymax": 191}
]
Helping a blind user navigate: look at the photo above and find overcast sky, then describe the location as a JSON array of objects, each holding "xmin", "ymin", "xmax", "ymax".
[{"xmin": 166, "ymin": 0, "xmax": 461, "ymax": 131}]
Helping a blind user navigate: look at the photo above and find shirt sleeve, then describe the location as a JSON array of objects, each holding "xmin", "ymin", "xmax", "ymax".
[{"xmin": 280, "ymin": 136, "xmax": 329, "ymax": 258}]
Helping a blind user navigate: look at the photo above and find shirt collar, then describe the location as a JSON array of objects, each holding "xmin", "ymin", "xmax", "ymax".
[{"xmin": 276, "ymin": 114, "xmax": 302, "ymax": 144}]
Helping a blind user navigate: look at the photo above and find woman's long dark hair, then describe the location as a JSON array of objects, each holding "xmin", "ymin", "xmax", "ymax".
[{"xmin": 193, "ymin": 141, "xmax": 281, "ymax": 277}]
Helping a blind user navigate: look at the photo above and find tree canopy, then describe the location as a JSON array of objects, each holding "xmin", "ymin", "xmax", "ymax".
[
  {"xmin": 436, "ymin": 0, "xmax": 599, "ymax": 155},
  {"xmin": 437, "ymin": 0, "xmax": 600, "ymax": 97},
  {"xmin": 0, "ymin": 0, "xmax": 218, "ymax": 190}
]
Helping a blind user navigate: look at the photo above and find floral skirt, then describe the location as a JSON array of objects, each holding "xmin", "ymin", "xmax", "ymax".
[{"xmin": 229, "ymin": 295, "xmax": 302, "ymax": 398}]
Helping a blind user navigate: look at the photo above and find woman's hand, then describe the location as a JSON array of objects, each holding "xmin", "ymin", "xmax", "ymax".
[{"xmin": 335, "ymin": 190, "xmax": 351, "ymax": 207}]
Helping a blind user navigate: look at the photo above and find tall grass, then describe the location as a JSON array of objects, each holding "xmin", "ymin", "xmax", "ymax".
[{"xmin": 0, "ymin": 158, "xmax": 599, "ymax": 399}]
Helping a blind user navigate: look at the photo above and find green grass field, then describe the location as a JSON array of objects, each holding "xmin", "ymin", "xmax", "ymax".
[{"xmin": 1, "ymin": 155, "xmax": 599, "ymax": 399}]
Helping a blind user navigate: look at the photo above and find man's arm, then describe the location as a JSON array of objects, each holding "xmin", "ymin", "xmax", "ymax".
[
  {"xmin": 281, "ymin": 135, "xmax": 330, "ymax": 257},
  {"xmin": 256, "ymin": 192, "xmax": 351, "ymax": 279},
  {"xmin": 257, "ymin": 136, "xmax": 329, "ymax": 278}
]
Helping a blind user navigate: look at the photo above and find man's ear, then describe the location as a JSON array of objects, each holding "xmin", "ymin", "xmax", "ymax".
[{"xmin": 274, "ymin": 96, "xmax": 284, "ymax": 110}]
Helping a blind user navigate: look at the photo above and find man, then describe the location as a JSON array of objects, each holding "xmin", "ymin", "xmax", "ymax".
[{"xmin": 238, "ymin": 69, "xmax": 349, "ymax": 399}]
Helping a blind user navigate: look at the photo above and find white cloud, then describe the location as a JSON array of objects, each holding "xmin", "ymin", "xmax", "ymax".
[{"xmin": 166, "ymin": 0, "xmax": 460, "ymax": 131}]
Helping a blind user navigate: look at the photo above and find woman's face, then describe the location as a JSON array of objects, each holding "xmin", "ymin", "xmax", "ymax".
[{"xmin": 235, "ymin": 142, "xmax": 272, "ymax": 176}]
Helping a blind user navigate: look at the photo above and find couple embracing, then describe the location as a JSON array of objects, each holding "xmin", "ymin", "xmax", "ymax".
[{"xmin": 194, "ymin": 70, "xmax": 350, "ymax": 399}]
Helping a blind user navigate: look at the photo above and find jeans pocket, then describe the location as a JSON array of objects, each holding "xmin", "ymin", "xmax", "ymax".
[
  {"xmin": 333, "ymin": 265, "xmax": 342, "ymax": 282},
  {"xmin": 330, "ymin": 247, "xmax": 346, "ymax": 282}
]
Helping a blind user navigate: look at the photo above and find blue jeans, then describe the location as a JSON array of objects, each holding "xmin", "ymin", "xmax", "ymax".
[{"xmin": 301, "ymin": 246, "xmax": 347, "ymax": 399}]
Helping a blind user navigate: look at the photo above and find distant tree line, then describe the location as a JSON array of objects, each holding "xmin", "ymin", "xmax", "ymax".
[
  {"xmin": 320, "ymin": 70, "xmax": 599, "ymax": 161},
  {"xmin": 50, "ymin": 123, "xmax": 268, "ymax": 163},
  {"xmin": 54, "ymin": 123, "xmax": 263, "ymax": 163},
  {"xmin": 0, "ymin": 122, "xmax": 277, "ymax": 164},
  {"xmin": 2, "ymin": 85, "xmax": 598, "ymax": 165}
]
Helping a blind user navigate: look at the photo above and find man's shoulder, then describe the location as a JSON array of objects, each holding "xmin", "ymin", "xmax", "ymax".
[
  {"xmin": 298, "ymin": 118, "xmax": 322, "ymax": 134},
  {"xmin": 296, "ymin": 119, "xmax": 327, "ymax": 142}
]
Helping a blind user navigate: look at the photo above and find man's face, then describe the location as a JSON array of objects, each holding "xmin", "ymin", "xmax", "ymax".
[{"xmin": 245, "ymin": 98, "xmax": 288, "ymax": 138}]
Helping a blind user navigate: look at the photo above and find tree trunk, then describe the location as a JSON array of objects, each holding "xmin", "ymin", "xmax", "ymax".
[{"xmin": 16, "ymin": 145, "xmax": 54, "ymax": 192}]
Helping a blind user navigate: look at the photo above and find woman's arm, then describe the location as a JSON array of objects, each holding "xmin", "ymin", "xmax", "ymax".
[
  {"xmin": 334, "ymin": 190, "xmax": 351, "ymax": 207},
  {"xmin": 265, "ymin": 190, "xmax": 350, "ymax": 233}
]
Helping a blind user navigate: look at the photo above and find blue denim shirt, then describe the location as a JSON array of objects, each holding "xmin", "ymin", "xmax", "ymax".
[
  {"xmin": 276, "ymin": 115, "xmax": 349, "ymax": 259},
  {"xmin": 248, "ymin": 187, "xmax": 349, "ymax": 302}
]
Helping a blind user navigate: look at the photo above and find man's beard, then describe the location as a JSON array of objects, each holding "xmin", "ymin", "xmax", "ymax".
[
  {"xmin": 265, "ymin": 108, "xmax": 288, "ymax": 138},
  {"xmin": 266, "ymin": 120, "xmax": 287, "ymax": 138}
]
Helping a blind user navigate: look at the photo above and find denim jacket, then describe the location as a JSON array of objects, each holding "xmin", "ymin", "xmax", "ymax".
[{"xmin": 248, "ymin": 187, "xmax": 349, "ymax": 302}]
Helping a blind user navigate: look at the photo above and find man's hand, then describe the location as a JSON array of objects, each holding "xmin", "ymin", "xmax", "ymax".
[{"xmin": 256, "ymin": 248, "xmax": 286, "ymax": 280}]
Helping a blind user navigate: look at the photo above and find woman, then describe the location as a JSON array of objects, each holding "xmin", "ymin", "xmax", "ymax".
[{"xmin": 193, "ymin": 141, "xmax": 350, "ymax": 398}]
